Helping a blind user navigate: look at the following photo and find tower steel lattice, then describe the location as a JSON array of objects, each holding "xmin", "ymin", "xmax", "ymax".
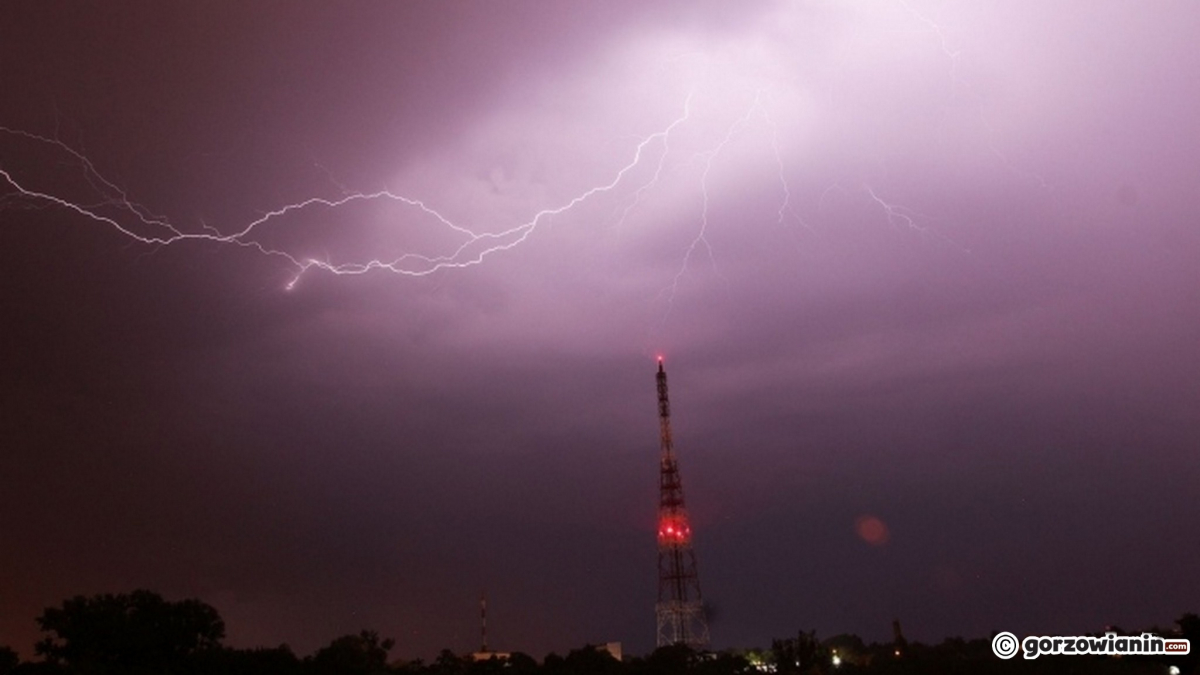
[{"xmin": 654, "ymin": 358, "xmax": 710, "ymax": 649}]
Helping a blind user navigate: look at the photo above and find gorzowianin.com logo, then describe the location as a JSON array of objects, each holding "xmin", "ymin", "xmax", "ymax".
[{"xmin": 992, "ymin": 630, "xmax": 1191, "ymax": 660}]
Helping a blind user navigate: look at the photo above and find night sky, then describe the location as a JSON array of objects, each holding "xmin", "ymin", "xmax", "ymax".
[{"xmin": 3, "ymin": 0, "xmax": 1199, "ymax": 662}]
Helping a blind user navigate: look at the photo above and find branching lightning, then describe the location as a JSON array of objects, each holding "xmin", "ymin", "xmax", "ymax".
[
  {"xmin": 1, "ymin": 87, "xmax": 808, "ymax": 302},
  {"xmin": 660, "ymin": 90, "xmax": 783, "ymax": 315},
  {"xmin": 2, "ymin": 108, "xmax": 701, "ymax": 291},
  {"xmin": 864, "ymin": 184, "xmax": 928, "ymax": 234},
  {"xmin": 1, "ymin": 0, "xmax": 1035, "ymax": 311},
  {"xmin": 897, "ymin": 0, "xmax": 963, "ymax": 81},
  {"xmin": 897, "ymin": 0, "xmax": 1049, "ymax": 190}
]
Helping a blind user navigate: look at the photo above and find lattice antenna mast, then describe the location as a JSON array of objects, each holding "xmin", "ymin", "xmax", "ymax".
[
  {"xmin": 480, "ymin": 592, "xmax": 488, "ymax": 653},
  {"xmin": 654, "ymin": 358, "xmax": 710, "ymax": 649}
]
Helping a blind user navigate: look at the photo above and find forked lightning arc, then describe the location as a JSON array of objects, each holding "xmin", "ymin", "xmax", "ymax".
[{"xmin": 0, "ymin": 4, "xmax": 1009, "ymax": 299}]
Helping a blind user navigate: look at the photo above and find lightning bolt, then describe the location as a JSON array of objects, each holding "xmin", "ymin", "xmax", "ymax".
[
  {"xmin": 2, "ymin": 1, "xmax": 1036, "ymax": 319},
  {"xmin": 610, "ymin": 95, "xmax": 693, "ymax": 239},
  {"xmin": 1, "ymin": 85, "xmax": 806, "ymax": 309},
  {"xmin": 665, "ymin": 92, "xmax": 773, "ymax": 302},
  {"xmin": 2, "ymin": 103, "xmax": 698, "ymax": 292},
  {"xmin": 650, "ymin": 88, "xmax": 813, "ymax": 331},
  {"xmin": 897, "ymin": 0, "xmax": 963, "ymax": 81},
  {"xmin": 865, "ymin": 184, "xmax": 969, "ymax": 253},
  {"xmin": 896, "ymin": 0, "xmax": 1049, "ymax": 189},
  {"xmin": 764, "ymin": 106, "xmax": 808, "ymax": 233},
  {"xmin": 864, "ymin": 184, "xmax": 928, "ymax": 234}
]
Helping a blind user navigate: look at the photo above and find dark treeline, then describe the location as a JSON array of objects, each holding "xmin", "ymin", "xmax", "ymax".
[{"xmin": 1, "ymin": 591, "xmax": 1196, "ymax": 675}]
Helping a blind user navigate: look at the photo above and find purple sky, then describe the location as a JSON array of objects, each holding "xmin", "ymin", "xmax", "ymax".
[{"xmin": 2, "ymin": 0, "xmax": 1199, "ymax": 661}]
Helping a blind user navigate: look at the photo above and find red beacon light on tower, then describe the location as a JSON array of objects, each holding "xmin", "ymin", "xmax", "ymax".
[{"xmin": 657, "ymin": 516, "xmax": 692, "ymax": 544}]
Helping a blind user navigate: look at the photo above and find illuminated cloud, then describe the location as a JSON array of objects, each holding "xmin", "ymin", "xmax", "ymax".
[{"xmin": 1, "ymin": 0, "xmax": 1198, "ymax": 661}]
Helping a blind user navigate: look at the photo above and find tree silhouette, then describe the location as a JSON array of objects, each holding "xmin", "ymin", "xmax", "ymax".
[
  {"xmin": 562, "ymin": 645, "xmax": 622, "ymax": 675},
  {"xmin": 0, "ymin": 646, "xmax": 18, "ymax": 675},
  {"xmin": 1175, "ymin": 613, "xmax": 1200, "ymax": 675},
  {"xmin": 34, "ymin": 589, "xmax": 224, "ymax": 674},
  {"xmin": 428, "ymin": 648, "xmax": 468, "ymax": 675},
  {"xmin": 637, "ymin": 643, "xmax": 697, "ymax": 675},
  {"xmin": 693, "ymin": 651, "xmax": 752, "ymax": 675},
  {"xmin": 502, "ymin": 652, "xmax": 541, "ymax": 675},
  {"xmin": 772, "ymin": 630, "xmax": 826, "ymax": 675},
  {"xmin": 310, "ymin": 630, "xmax": 394, "ymax": 675},
  {"xmin": 198, "ymin": 644, "xmax": 302, "ymax": 675}
]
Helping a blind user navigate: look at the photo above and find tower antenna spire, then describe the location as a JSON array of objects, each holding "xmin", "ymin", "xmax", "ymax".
[
  {"xmin": 480, "ymin": 592, "xmax": 488, "ymax": 653},
  {"xmin": 654, "ymin": 358, "xmax": 710, "ymax": 649}
]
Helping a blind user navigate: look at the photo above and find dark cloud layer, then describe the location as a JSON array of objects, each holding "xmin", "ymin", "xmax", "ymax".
[{"xmin": 3, "ymin": 0, "xmax": 1199, "ymax": 661}]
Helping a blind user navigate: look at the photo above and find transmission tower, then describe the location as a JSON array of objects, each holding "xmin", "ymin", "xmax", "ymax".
[{"xmin": 654, "ymin": 358, "xmax": 710, "ymax": 649}]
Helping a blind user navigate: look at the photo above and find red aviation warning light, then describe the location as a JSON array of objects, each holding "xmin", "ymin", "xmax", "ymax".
[{"xmin": 657, "ymin": 515, "xmax": 692, "ymax": 544}]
